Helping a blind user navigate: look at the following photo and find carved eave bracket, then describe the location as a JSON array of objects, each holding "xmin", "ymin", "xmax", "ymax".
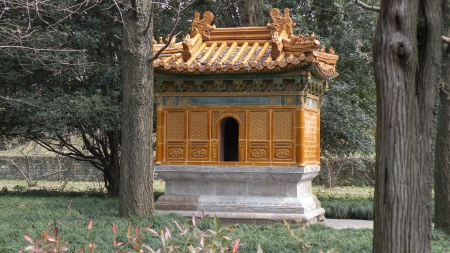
[
  {"xmin": 190, "ymin": 11, "xmax": 216, "ymax": 40},
  {"xmin": 313, "ymin": 62, "xmax": 339, "ymax": 79}
]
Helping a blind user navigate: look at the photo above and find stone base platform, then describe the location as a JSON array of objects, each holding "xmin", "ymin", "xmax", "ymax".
[{"xmin": 155, "ymin": 165, "xmax": 325, "ymax": 224}]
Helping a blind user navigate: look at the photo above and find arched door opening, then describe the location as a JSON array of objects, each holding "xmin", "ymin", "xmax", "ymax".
[{"xmin": 219, "ymin": 117, "xmax": 239, "ymax": 161}]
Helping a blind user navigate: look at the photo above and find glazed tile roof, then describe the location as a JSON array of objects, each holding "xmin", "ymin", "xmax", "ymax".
[{"xmin": 153, "ymin": 8, "xmax": 338, "ymax": 78}]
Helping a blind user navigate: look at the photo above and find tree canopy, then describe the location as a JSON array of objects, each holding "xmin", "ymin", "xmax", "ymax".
[{"xmin": 1, "ymin": 0, "xmax": 379, "ymax": 199}]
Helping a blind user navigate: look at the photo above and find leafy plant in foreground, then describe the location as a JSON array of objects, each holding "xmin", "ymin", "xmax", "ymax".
[
  {"xmin": 20, "ymin": 215, "xmax": 242, "ymax": 253},
  {"xmin": 19, "ymin": 227, "xmax": 69, "ymax": 253}
]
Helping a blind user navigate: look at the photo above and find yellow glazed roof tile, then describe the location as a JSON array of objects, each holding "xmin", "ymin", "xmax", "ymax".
[{"xmin": 152, "ymin": 8, "xmax": 339, "ymax": 78}]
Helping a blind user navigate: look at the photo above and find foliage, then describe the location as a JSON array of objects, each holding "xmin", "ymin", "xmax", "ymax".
[
  {"xmin": 19, "ymin": 227, "xmax": 70, "ymax": 253},
  {"xmin": 301, "ymin": 0, "xmax": 377, "ymax": 157},
  {"xmin": 0, "ymin": 0, "xmax": 123, "ymax": 196},
  {"xmin": 18, "ymin": 212, "xmax": 242, "ymax": 252}
]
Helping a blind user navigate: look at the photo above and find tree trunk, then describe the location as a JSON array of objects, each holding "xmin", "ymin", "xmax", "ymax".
[
  {"xmin": 434, "ymin": 0, "xmax": 450, "ymax": 234},
  {"xmin": 104, "ymin": 169, "xmax": 120, "ymax": 198},
  {"xmin": 109, "ymin": 131, "xmax": 121, "ymax": 198},
  {"xmin": 241, "ymin": 0, "xmax": 255, "ymax": 26},
  {"xmin": 102, "ymin": 131, "xmax": 121, "ymax": 198},
  {"xmin": 119, "ymin": 0, "xmax": 155, "ymax": 217},
  {"xmin": 434, "ymin": 67, "xmax": 450, "ymax": 234},
  {"xmin": 372, "ymin": 0, "xmax": 441, "ymax": 252}
]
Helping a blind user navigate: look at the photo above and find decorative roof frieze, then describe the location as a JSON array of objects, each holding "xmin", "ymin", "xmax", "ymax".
[{"xmin": 154, "ymin": 76, "xmax": 327, "ymax": 99}]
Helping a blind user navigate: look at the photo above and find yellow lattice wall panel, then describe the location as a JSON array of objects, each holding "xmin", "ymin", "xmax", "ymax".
[
  {"xmin": 190, "ymin": 111, "xmax": 208, "ymax": 139},
  {"xmin": 273, "ymin": 111, "xmax": 293, "ymax": 140},
  {"xmin": 303, "ymin": 110, "xmax": 319, "ymax": 164},
  {"xmin": 249, "ymin": 111, "xmax": 268, "ymax": 140},
  {"xmin": 167, "ymin": 111, "xmax": 185, "ymax": 140}
]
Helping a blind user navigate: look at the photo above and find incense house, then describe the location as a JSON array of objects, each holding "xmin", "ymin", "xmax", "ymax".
[{"xmin": 152, "ymin": 8, "xmax": 339, "ymax": 223}]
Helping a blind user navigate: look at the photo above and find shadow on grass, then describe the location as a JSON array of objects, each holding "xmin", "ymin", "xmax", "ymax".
[{"xmin": 0, "ymin": 188, "xmax": 165, "ymax": 200}]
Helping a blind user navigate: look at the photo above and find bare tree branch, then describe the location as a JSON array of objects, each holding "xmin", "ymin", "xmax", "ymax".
[
  {"xmin": 148, "ymin": 0, "xmax": 196, "ymax": 62},
  {"xmin": 0, "ymin": 46, "xmax": 86, "ymax": 52},
  {"xmin": 443, "ymin": 36, "xmax": 450, "ymax": 44},
  {"xmin": 0, "ymin": 95, "xmax": 44, "ymax": 108},
  {"xmin": 351, "ymin": 0, "xmax": 380, "ymax": 12}
]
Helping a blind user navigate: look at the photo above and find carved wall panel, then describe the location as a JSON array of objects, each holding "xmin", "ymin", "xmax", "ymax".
[
  {"xmin": 273, "ymin": 142, "xmax": 294, "ymax": 161},
  {"xmin": 212, "ymin": 140, "xmax": 218, "ymax": 161},
  {"xmin": 249, "ymin": 111, "xmax": 268, "ymax": 140},
  {"xmin": 167, "ymin": 142, "xmax": 186, "ymax": 160},
  {"xmin": 248, "ymin": 142, "xmax": 269, "ymax": 161},
  {"xmin": 190, "ymin": 111, "xmax": 208, "ymax": 139},
  {"xmin": 239, "ymin": 140, "xmax": 246, "ymax": 161},
  {"xmin": 273, "ymin": 111, "xmax": 293, "ymax": 140},
  {"xmin": 167, "ymin": 111, "xmax": 185, "ymax": 139},
  {"xmin": 275, "ymin": 149, "xmax": 290, "ymax": 159},
  {"xmin": 189, "ymin": 142, "xmax": 209, "ymax": 160}
]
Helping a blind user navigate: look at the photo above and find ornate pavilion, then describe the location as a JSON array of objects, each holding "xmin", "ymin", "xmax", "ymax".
[{"xmin": 152, "ymin": 8, "xmax": 338, "ymax": 223}]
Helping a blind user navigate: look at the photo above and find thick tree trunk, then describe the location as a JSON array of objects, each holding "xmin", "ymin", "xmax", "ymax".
[
  {"xmin": 434, "ymin": 0, "xmax": 450, "ymax": 234},
  {"xmin": 372, "ymin": 0, "xmax": 441, "ymax": 252},
  {"xmin": 119, "ymin": 0, "xmax": 155, "ymax": 217}
]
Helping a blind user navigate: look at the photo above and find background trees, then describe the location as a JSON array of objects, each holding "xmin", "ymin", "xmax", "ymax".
[
  {"xmin": 1, "ymin": 0, "xmax": 378, "ymax": 200},
  {"xmin": 299, "ymin": 0, "xmax": 377, "ymax": 157},
  {"xmin": 0, "ymin": 0, "xmax": 123, "ymax": 197}
]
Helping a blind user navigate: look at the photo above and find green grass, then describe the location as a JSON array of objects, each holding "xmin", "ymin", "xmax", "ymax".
[
  {"xmin": 0, "ymin": 182, "xmax": 449, "ymax": 252},
  {"xmin": 0, "ymin": 193, "xmax": 373, "ymax": 252},
  {"xmin": 314, "ymin": 185, "xmax": 374, "ymax": 220}
]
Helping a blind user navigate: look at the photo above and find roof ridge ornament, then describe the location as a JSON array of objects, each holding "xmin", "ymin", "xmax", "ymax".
[
  {"xmin": 267, "ymin": 8, "xmax": 295, "ymax": 58},
  {"xmin": 267, "ymin": 8, "xmax": 296, "ymax": 36},
  {"xmin": 190, "ymin": 11, "xmax": 216, "ymax": 40}
]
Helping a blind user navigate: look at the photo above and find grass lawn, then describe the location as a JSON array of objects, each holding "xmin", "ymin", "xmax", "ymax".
[{"xmin": 0, "ymin": 180, "xmax": 449, "ymax": 252}]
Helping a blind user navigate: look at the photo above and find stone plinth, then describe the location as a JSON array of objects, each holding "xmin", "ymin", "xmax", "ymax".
[{"xmin": 155, "ymin": 165, "xmax": 325, "ymax": 224}]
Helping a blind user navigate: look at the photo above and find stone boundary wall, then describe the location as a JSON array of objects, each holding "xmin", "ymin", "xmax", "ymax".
[
  {"xmin": 0, "ymin": 156, "xmax": 103, "ymax": 182},
  {"xmin": 315, "ymin": 157, "xmax": 375, "ymax": 187},
  {"xmin": 0, "ymin": 155, "xmax": 375, "ymax": 186}
]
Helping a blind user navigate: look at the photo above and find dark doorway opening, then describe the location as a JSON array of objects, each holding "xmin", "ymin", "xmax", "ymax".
[{"xmin": 219, "ymin": 117, "xmax": 239, "ymax": 161}]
